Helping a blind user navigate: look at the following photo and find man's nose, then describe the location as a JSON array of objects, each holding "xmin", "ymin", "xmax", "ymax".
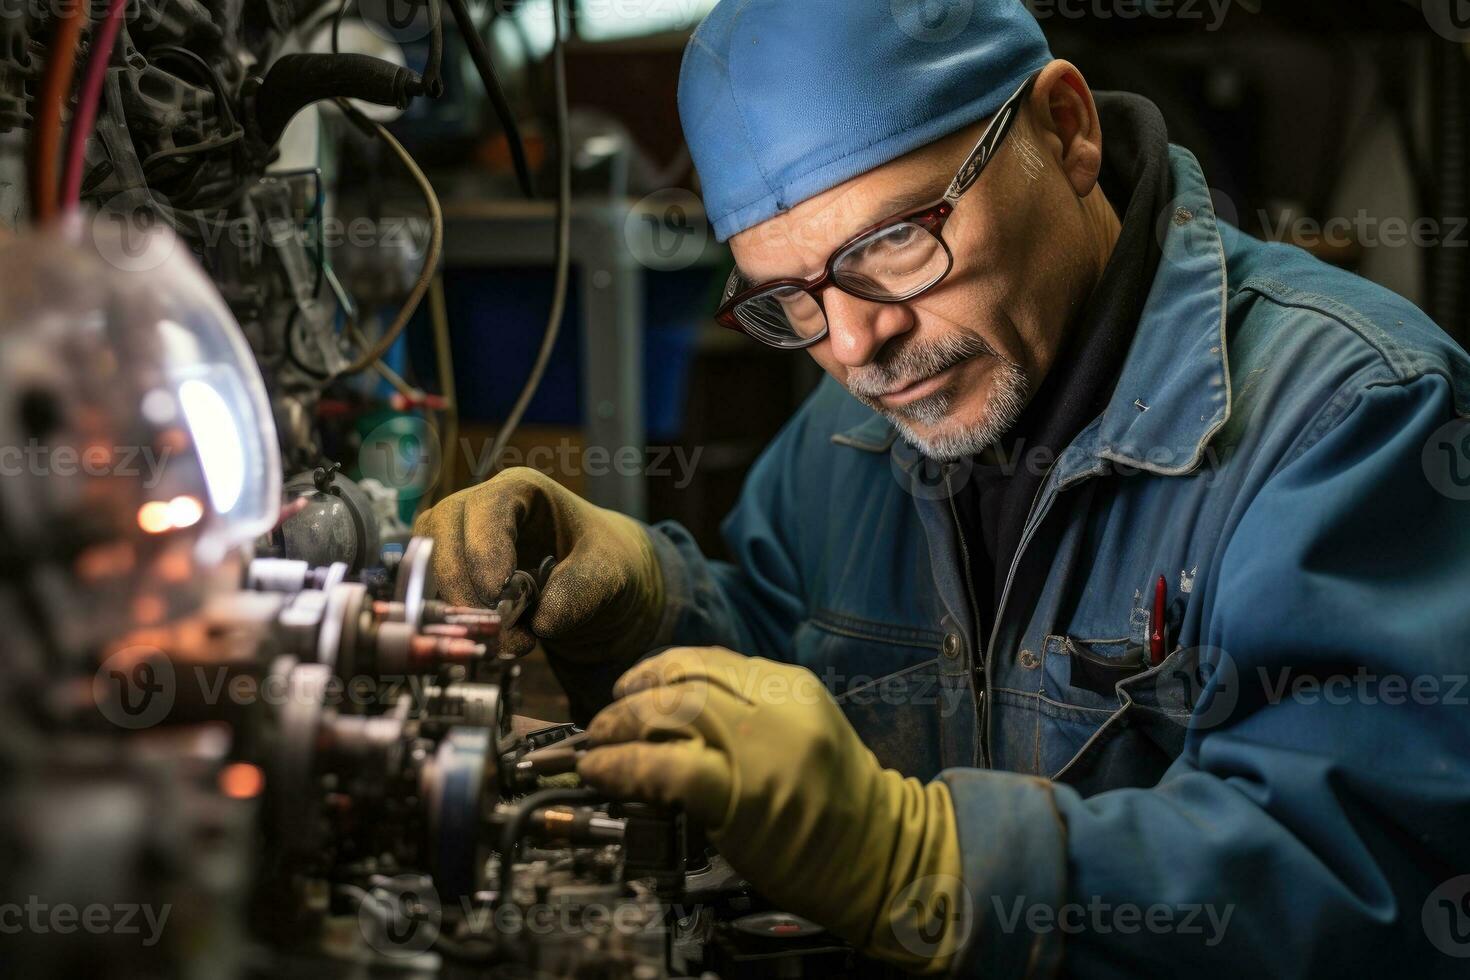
[{"xmin": 822, "ymin": 289, "xmax": 916, "ymax": 367}]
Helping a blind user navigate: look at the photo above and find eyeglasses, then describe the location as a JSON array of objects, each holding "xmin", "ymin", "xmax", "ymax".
[{"xmin": 715, "ymin": 70, "xmax": 1040, "ymax": 350}]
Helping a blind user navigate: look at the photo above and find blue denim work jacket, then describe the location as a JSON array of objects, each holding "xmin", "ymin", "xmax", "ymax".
[{"xmin": 649, "ymin": 145, "xmax": 1470, "ymax": 976}]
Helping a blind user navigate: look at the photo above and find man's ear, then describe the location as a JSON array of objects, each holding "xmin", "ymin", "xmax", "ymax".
[{"xmin": 1028, "ymin": 60, "xmax": 1104, "ymax": 200}]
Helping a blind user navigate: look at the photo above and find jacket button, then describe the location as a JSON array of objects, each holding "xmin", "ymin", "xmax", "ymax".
[
  {"xmin": 942, "ymin": 633, "xmax": 962, "ymax": 659},
  {"xmin": 1019, "ymin": 649, "xmax": 1040, "ymax": 669}
]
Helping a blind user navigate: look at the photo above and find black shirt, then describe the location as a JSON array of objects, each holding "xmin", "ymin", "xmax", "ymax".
[{"xmin": 953, "ymin": 92, "xmax": 1174, "ymax": 626}]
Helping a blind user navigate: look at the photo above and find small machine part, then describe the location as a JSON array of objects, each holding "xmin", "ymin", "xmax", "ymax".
[
  {"xmin": 493, "ymin": 555, "xmax": 559, "ymax": 634},
  {"xmin": 278, "ymin": 465, "xmax": 395, "ymax": 572},
  {"xmin": 620, "ymin": 803, "xmax": 690, "ymax": 901},
  {"xmin": 395, "ymin": 534, "xmax": 437, "ymax": 628},
  {"xmin": 248, "ymin": 557, "xmax": 350, "ymax": 594}
]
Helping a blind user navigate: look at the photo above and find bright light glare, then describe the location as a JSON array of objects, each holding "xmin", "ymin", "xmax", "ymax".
[
  {"xmin": 558, "ymin": 0, "xmax": 718, "ymax": 43},
  {"xmin": 137, "ymin": 501, "xmax": 172, "ymax": 534},
  {"xmin": 167, "ymin": 495, "xmax": 204, "ymax": 529},
  {"xmin": 179, "ymin": 379, "xmax": 245, "ymax": 514}
]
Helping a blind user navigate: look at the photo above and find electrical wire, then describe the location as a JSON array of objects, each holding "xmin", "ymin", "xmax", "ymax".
[
  {"xmin": 141, "ymin": 130, "xmax": 243, "ymax": 171},
  {"xmin": 428, "ymin": 274, "xmax": 458, "ymax": 502},
  {"xmin": 475, "ymin": 0, "xmax": 570, "ymax": 483},
  {"xmin": 344, "ymin": 319, "xmax": 420, "ymax": 399},
  {"xmin": 133, "ymin": 47, "xmax": 243, "ymax": 181},
  {"xmin": 335, "ymin": 100, "xmax": 444, "ymax": 377},
  {"xmin": 423, "ymin": 0, "xmax": 444, "ymax": 98},
  {"xmin": 61, "ymin": 0, "xmax": 128, "ymax": 210},
  {"xmin": 444, "ymin": 0, "xmax": 536, "ymax": 199},
  {"xmin": 30, "ymin": 0, "xmax": 88, "ymax": 223},
  {"xmin": 149, "ymin": 45, "xmax": 240, "ymax": 132},
  {"xmin": 324, "ymin": 261, "xmax": 357, "ymax": 323},
  {"xmin": 494, "ymin": 787, "xmax": 601, "ymax": 911},
  {"xmin": 373, "ymin": 360, "xmax": 419, "ymax": 398},
  {"xmin": 332, "ymin": 0, "xmax": 352, "ymax": 55},
  {"xmin": 303, "ymin": 168, "xmax": 328, "ymax": 300}
]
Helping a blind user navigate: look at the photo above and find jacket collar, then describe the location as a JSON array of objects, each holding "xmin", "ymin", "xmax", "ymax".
[
  {"xmin": 830, "ymin": 412, "xmax": 900, "ymax": 452},
  {"xmin": 834, "ymin": 144, "xmax": 1232, "ymax": 488}
]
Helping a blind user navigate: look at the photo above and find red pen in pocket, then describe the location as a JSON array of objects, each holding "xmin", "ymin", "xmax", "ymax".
[{"xmin": 1149, "ymin": 575, "xmax": 1167, "ymax": 666}]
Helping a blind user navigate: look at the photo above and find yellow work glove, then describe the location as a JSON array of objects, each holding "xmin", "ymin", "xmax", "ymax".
[
  {"xmin": 412, "ymin": 467, "xmax": 664, "ymax": 672},
  {"xmin": 578, "ymin": 646, "xmax": 966, "ymax": 974}
]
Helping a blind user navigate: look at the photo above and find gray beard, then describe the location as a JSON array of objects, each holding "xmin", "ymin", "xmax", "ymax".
[{"xmin": 844, "ymin": 330, "xmax": 1030, "ymax": 462}]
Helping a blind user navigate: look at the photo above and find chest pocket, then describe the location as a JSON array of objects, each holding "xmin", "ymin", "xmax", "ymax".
[
  {"xmin": 995, "ymin": 559, "xmax": 1192, "ymax": 781},
  {"xmin": 792, "ymin": 609, "xmax": 948, "ymax": 781},
  {"xmin": 974, "ymin": 629, "xmax": 1140, "ymax": 779},
  {"xmin": 1011, "ymin": 623, "xmax": 1205, "ymax": 791},
  {"xmin": 986, "ymin": 469, "xmax": 1219, "ymax": 787},
  {"xmin": 1044, "ymin": 634, "xmax": 1147, "ymax": 705}
]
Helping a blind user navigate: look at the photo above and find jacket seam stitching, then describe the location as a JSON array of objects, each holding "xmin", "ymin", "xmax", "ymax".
[
  {"xmin": 1098, "ymin": 203, "xmax": 1233, "ymax": 477},
  {"xmin": 812, "ymin": 606, "xmax": 944, "ymax": 637},
  {"xmin": 1236, "ymin": 274, "xmax": 1412, "ymax": 378},
  {"xmin": 805, "ymin": 614, "xmax": 945, "ymax": 650},
  {"xmin": 991, "ymin": 686, "xmax": 1119, "ymax": 717},
  {"xmin": 834, "ymin": 657, "xmax": 942, "ymax": 702}
]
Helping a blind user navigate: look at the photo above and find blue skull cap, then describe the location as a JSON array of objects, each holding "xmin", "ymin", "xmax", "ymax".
[{"xmin": 679, "ymin": 0, "xmax": 1054, "ymax": 242}]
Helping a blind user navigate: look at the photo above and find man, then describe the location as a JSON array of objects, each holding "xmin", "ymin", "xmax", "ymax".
[{"xmin": 418, "ymin": 1, "xmax": 1470, "ymax": 975}]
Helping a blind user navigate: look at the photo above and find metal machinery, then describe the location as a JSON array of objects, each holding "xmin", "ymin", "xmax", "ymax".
[
  {"xmin": 0, "ymin": 3, "xmax": 878, "ymax": 978},
  {"xmin": 0, "ymin": 221, "xmax": 870, "ymax": 978}
]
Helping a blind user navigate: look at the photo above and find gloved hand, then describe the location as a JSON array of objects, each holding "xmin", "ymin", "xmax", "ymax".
[
  {"xmin": 412, "ymin": 467, "xmax": 665, "ymax": 675},
  {"xmin": 578, "ymin": 647, "xmax": 966, "ymax": 974}
]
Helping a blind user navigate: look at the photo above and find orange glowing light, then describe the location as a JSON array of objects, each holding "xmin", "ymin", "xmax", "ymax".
[
  {"xmin": 137, "ymin": 500, "xmax": 173, "ymax": 534},
  {"xmin": 75, "ymin": 541, "xmax": 136, "ymax": 581},
  {"xmin": 219, "ymin": 763, "xmax": 265, "ymax": 800},
  {"xmin": 155, "ymin": 547, "xmax": 194, "ymax": 583},
  {"xmin": 131, "ymin": 593, "xmax": 166, "ymax": 626}
]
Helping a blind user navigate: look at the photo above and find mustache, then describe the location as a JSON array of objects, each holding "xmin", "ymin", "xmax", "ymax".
[{"xmin": 844, "ymin": 330, "xmax": 1001, "ymax": 399}]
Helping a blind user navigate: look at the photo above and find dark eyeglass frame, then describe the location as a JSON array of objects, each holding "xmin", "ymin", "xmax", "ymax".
[{"xmin": 715, "ymin": 69, "xmax": 1042, "ymax": 350}]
